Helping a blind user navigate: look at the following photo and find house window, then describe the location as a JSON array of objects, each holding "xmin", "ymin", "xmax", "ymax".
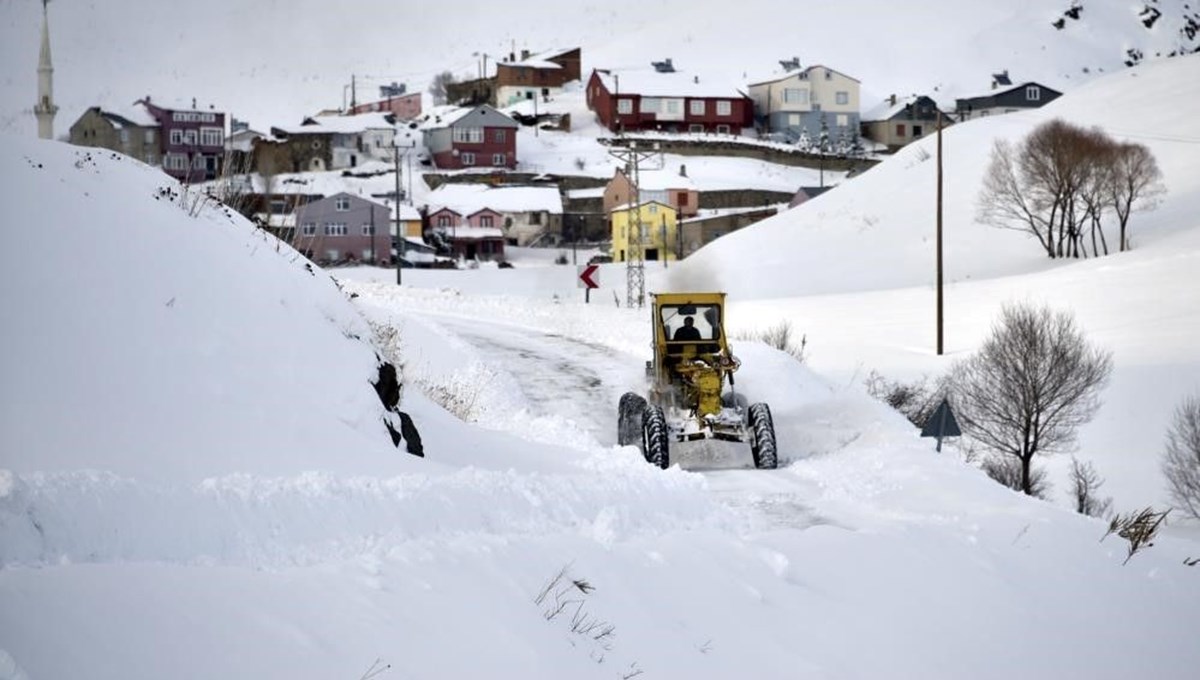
[
  {"xmin": 325, "ymin": 249, "xmax": 340, "ymax": 261},
  {"xmin": 461, "ymin": 152, "xmax": 476, "ymax": 166},
  {"xmin": 335, "ymin": 197, "xmax": 351, "ymax": 211},
  {"xmin": 492, "ymin": 153, "xmax": 506, "ymax": 166},
  {"xmin": 200, "ymin": 127, "xmax": 223, "ymax": 146},
  {"xmin": 913, "ymin": 125, "xmax": 923, "ymax": 137},
  {"xmin": 1026, "ymin": 86, "xmax": 1041, "ymax": 101},
  {"xmin": 166, "ymin": 154, "xmax": 187, "ymax": 170},
  {"xmin": 184, "ymin": 130, "xmax": 198, "ymax": 145},
  {"xmin": 192, "ymin": 154, "xmax": 205, "ymax": 169},
  {"xmin": 480, "ymin": 215, "xmax": 494, "ymax": 227},
  {"xmin": 617, "ymin": 99, "xmax": 633, "ymax": 114},
  {"xmin": 783, "ymin": 88, "xmax": 807, "ymax": 104},
  {"xmin": 325, "ymin": 223, "xmax": 348, "ymax": 236},
  {"xmin": 824, "ymin": 69, "xmax": 832, "ymax": 80},
  {"xmin": 665, "ymin": 99, "xmax": 681, "ymax": 115},
  {"xmin": 494, "ymin": 129, "xmax": 506, "ymax": 143},
  {"xmin": 649, "ymin": 204, "xmax": 658, "ymax": 214},
  {"xmin": 361, "ymin": 224, "xmax": 375, "ymax": 236},
  {"xmin": 144, "ymin": 130, "xmax": 155, "ymax": 144},
  {"xmin": 120, "ymin": 129, "xmax": 130, "ymax": 145},
  {"xmin": 437, "ymin": 214, "xmax": 452, "ymax": 227},
  {"xmin": 690, "ymin": 100, "xmax": 705, "ymax": 115},
  {"xmin": 835, "ymin": 91, "xmax": 849, "ymax": 105},
  {"xmin": 836, "ymin": 114, "xmax": 848, "ymax": 128},
  {"xmin": 362, "ymin": 249, "xmax": 374, "ymax": 261},
  {"xmin": 270, "ymin": 199, "xmax": 288, "ymax": 214},
  {"xmin": 896, "ymin": 123, "xmax": 906, "ymax": 137},
  {"xmin": 716, "ymin": 124, "xmax": 731, "ymax": 134},
  {"xmin": 452, "ymin": 127, "xmax": 484, "ymax": 143},
  {"xmin": 530, "ymin": 211, "xmax": 542, "ymax": 225},
  {"xmin": 640, "ymin": 98, "xmax": 661, "ymax": 113},
  {"xmin": 169, "ymin": 129, "xmax": 183, "ymax": 145},
  {"xmin": 302, "ymin": 223, "xmax": 317, "ymax": 236},
  {"xmin": 689, "ymin": 124, "xmax": 704, "ymax": 133},
  {"xmin": 677, "ymin": 192, "xmax": 689, "ymax": 207},
  {"xmin": 716, "ymin": 101, "xmax": 732, "ymax": 116},
  {"xmin": 788, "ymin": 113, "xmax": 801, "ymax": 126},
  {"xmin": 145, "ymin": 153, "xmax": 157, "ymax": 164}
]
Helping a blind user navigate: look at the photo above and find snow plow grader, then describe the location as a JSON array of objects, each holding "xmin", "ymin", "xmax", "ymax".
[{"xmin": 618, "ymin": 292, "xmax": 777, "ymax": 470}]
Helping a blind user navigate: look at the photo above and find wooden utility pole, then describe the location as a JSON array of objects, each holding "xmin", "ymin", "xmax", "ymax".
[
  {"xmin": 936, "ymin": 109, "xmax": 944, "ymax": 356},
  {"xmin": 395, "ymin": 144, "xmax": 403, "ymax": 285}
]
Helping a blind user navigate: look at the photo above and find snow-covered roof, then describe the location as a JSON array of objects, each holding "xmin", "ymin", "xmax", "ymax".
[
  {"xmin": 274, "ymin": 112, "xmax": 395, "ymax": 135},
  {"xmin": 426, "ymin": 184, "xmax": 563, "ymax": 215},
  {"xmin": 745, "ymin": 64, "xmax": 860, "ymax": 87},
  {"xmin": 861, "ymin": 95, "xmax": 919, "ymax": 122},
  {"xmin": 109, "ymin": 105, "xmax": 160, "ymax": 128},
  {"xmin": 433, "ymin": 225, "xmax": 505, "ymax": 240},
  {"xmin": 679, "ymin": 204, "xmax": 781, "ymax": 224},
  {"xmin": 565, "ymin": 187, "xmax": 606, "ymax": 199},
  {"xmin": 617, "ymin": 167, "xmax": 697, "ymax": 191},
  {"xmin": 611, "ymin": 199, "xmax": 675, "ymax": 213},
  {"xmin": 595, "ymin": 69, "xmax": 747, "ymax": 99}
]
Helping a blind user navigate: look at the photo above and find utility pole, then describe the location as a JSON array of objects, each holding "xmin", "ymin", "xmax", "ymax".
[
  {"xmin": 369, "ymin": 204, "xmax": 376, "ymax": 265},
  {"xmin": 936, "ymin": 109, "xmax": 944, "ymax": 355},
  {"xmin": 395, "ymin": 143, "xmax": 403, "ymax": 285},
  {"xmin": 350, "ymin": 74, "xmax": 357, "ymax": 110},
  {"xmin": 608, "ymin": 143, "xmax": 663, "ymax": 309}
]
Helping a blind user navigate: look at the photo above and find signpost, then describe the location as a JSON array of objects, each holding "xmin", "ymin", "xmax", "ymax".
[
  {"xmin": 578, "ymin": 263, "xmax": 600, "ymax": 303},
  {"xmin": 920, "ymin": 397, "xmax": 961, "ymax": 452}
]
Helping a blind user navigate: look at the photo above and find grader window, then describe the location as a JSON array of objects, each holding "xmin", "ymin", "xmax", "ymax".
[{"xmin": 662, "ymin": 304, "xmax": 720, "ymax": 343}]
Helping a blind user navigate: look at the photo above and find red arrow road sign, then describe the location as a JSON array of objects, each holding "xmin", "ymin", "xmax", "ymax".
[{"xmin": 578, "ymin": 264, "xmax": 600, "ymax": 289}]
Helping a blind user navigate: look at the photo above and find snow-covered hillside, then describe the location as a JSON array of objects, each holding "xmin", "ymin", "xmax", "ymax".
[
  {"xmin": 2, "ymin": 0, "xmax": 1199, "ymax": 134},
  {"xmin": 4, "ymin": 52, "xmax": 1200, "ymax": 676}
]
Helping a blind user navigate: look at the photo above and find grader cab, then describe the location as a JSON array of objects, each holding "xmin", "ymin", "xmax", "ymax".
[{"xmin": 617, "ymin": 292, "xmax": 777, "ymax": 469}]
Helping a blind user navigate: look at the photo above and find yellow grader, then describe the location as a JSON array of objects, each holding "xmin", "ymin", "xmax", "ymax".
[{"xmin": 618, "ymin": 292, "xmax": 777, "ymax": 469}]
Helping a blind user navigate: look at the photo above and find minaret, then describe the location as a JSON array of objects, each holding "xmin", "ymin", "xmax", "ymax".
[{"xmin": 34, "ymin": 0, "xmax": 58, "ymax": 140}]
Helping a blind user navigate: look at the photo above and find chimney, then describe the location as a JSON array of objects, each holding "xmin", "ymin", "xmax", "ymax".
[
  {"xmin": 693, "ymin": 75, "xmax": 699, "ymax": 84},
  {"xmin": 679, "ymin": 164, "xmax": 687, "ymax": 177},
  {"xmin": 192, "ymin": 97, "xmax": 197, "ymax": 109},
  {"xmin": 889, "ymin": 93, "xmax": 896, "ymax": 106},
  {"xmin": 520, "ymin": 49, "xmax": 530, "ymax": 60}
]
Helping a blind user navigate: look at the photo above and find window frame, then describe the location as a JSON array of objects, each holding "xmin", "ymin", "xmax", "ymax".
[{"xmin": 716, "ymin": 100, "xmax": 732, "ymax": 116}]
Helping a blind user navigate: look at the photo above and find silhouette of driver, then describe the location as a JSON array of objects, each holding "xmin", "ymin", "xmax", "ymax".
[{"xmin": 673, "ymin": 316, "xmax": 702, "ymax": 341}]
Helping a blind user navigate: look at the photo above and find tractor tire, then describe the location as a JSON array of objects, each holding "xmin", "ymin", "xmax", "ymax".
[
  {"xmin": 642, "ymin": 405, "xmax": 670, "ymax": 469},
  {"xmin": 748, "ymin": 403, "xmax": 778, "ymax": 470},
  {"xmin": 618, "ymin": 392, "xmax": 647, "ymax": 446}
]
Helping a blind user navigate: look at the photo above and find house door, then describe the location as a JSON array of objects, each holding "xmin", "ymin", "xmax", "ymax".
[
  {"xmin": 646, "ymin": 248, "xmax": 659, "ymax": 261},
  {"xmin": 466, "ymin": 243, "xmax": 478, "ymax": 259}
]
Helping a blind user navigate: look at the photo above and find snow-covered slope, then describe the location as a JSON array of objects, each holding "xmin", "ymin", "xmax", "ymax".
[
  {"xmin": 677, "ymin": 53, "xmax": 1200, "ymax": 299},
  {"xmin": 0, "ymin": 137, "xmax": 407, "ymax": 483},
  {"xmin": 2, "ymin": 0, "xmax": 1198, "ymax": 134}
]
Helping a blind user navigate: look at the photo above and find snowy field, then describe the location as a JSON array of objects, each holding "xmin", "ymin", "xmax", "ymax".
[{"xmin": 2, "ymin": 53, "xmax": 1200, "ymax": 680}]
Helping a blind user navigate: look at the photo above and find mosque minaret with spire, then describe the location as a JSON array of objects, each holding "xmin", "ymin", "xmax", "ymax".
[{"xmin": 34, "ymin": 0, "xmax": 58, "ymax": 140}]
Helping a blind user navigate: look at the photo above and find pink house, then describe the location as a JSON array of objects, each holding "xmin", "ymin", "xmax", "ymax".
[{"xmin": 427, "ymin": 207, "xmax": 506, "ymax": 261}]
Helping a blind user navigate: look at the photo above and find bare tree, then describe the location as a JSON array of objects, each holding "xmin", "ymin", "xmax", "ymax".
[
  {"xmin": 977, "ymin": 119, "xmax": 1163, "ymax": 259},
  {"xmin": 949, "ymin": 302, "xmax": 1113, "ymax": 496},
  {"xmin": 1162, "ymin": 394, "xmax": 1200, "ymax": 520},
  {"xmin": 1107, "ymin": 142, "xmax": 1165, "ymax": 252},
  {"xmin": 1069, "ymin": 456, "xmax": 1113, "ymax": 518},
  {"xmin": 428, "ymin": 71, "xmax": 457, "ymax": 106},
  {"xmin": 982, "ymin": 455, "xmax": 1051, "ymax": 499}
]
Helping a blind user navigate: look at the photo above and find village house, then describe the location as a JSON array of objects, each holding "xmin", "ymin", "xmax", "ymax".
[
  {"xmin": 420, "ymin": 104, "xmax": 519, "ymax": 170},
  {"xmin": 292, "ymin": 192, "xmax": 392, "ymax": 266},
  {"xmin": 586, "ymin": 67, "xmax": 753, "ymax": 135},
  {"xmin": 955, "ymin": 72, "xmax": 1062, "ymax": 121},
  {"xmin": 603, "ymin": 166, "xmax": 698, "ymax": 221},
  {"xmin": 610, "ymin": 200, "xmax": 680, "ymax": 263},
  {"xmin": 747, "ymin": 63, "xmax": 861, "ymax": 144},
  {"xmin": 860, "ymin": 95, "xmax": 953, "ymax": 151},
  {"xmin": 259, "ymin": 112, "xmax": 396, "ymax": 174},
  {"xmin": 68, "ymin": 105, "xmax": 161, "ymax": 167},
  {"xmin": 425, "ymin": 184, "xmax": 563, "ymax": 246},
  {"xmin": 495, "ymin": 47, "xmax": 582, "ymax": 107},
  {"xmin": 424, "ymin": 206, "xmax": 507, "ymax": 262},
  {"xmin": 348, "ymin": 82, "xmax": 423, "ymax": 120},
  {"xmin": 68, "ymin": 96, "xmax": 227, "ymax": 182}
]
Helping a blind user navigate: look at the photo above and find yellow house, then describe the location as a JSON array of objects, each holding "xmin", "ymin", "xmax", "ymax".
[{"xmin": 610, "ymin": 201, "xmax": 680, "ymax": 262}]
